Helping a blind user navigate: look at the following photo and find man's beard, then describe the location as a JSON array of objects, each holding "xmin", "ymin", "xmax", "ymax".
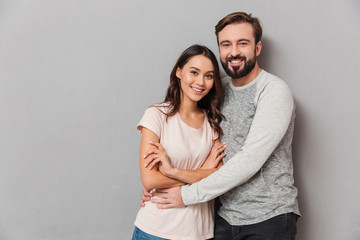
[{"xmin": 221, "ymin": 54, "xmax": 256, "ymax": 79}]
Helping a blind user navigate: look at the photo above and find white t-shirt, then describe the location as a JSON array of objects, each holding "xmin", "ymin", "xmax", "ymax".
[{"xmin": 134, "ymin": 103, "xmax": 216, "ymax": 240}]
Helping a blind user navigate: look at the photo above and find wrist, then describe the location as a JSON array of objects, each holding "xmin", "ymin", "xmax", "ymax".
[{"xmin": 168, "ymin": 168, "xmax": 179, "ymax": 178}]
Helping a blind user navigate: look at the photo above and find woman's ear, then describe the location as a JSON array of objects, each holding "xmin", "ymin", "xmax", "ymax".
[{"xmin": 175, "ymin": 67, "xmax": 181, "ymax": 79}]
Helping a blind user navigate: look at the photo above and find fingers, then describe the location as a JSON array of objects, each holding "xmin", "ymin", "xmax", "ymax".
[
  {"xmin": 142, "ymin": 187, "xmax": 153, "ymax": 197},
  {"xmin": 148, "ymin": 141, "xmax": 164, "ymax": 151},
  {"xmin": 216, "ymin": 152, "xmax": 226, "ymax": 163},
  {"xmin": 142, "ymin": 195, "xmax": 152, "ymax": 202},
  {"xmin": 150, "ymin": 195, "xmax": 184, "ymax": 209},
  {"xmin": 213, "ymin": 142, "xmax": 226, "ymax": 156},
  {"xmin": 145, "ymin": 153, "xmax": 168, "ymax": 170},
  {"xmin": 207, "ymin": 142, "xmax": 226, "ymax": 161},
  {"xmin": 149, "ymin": 187, "xmax": 184, "ymax": 209},
  {"xmin": 147, "ymin": 157, "xmax": 161, "ymax": 170},
  {"xmin": 144, "ymin": 154, "xmax": 158, "ymax": 169},
  {"xmin": 143, "ymin": 142, "xmax": 163, "ymax": 159},
  {"xmin": 151, "ymin": 196, "xmax": 170, "ymax": 204},
  {"xmin": 216, "ymin": 152, "xmax": 227, "ymax": 162},
  {"xmin": 215, "ymin": 146, "xmax": 226, "ymax": 156},
  {"xmin": 201, "ymin": 141, "xmax": 227, "ymax": 169},
  {"xmin": 144, "ymin": 143, "xmax": 168, "ymax": 170},
  {"xmin": 144, "ymin": 149, "xmax": 162, "ymax": 169},
  {"xmin": 141, "ymin": 188, "xmax": 153, "ymax": 207},
  {"xmin": 143, "ymin": 148, "xmax": 158, "ymax": 159},
  {"xmin": 215, "ymin": 142, "xmax": 226, "ymax": 151},
  {"xmin": 152, "ymin": 191, "xmax": 168, "ymax": 199},
  {"xmin": 211, "ymin": 141, "xmax": 226, "ymax": 152}
]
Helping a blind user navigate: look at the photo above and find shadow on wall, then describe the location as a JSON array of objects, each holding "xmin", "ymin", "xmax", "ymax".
[
  {"xmin": 257, "ymin": 36, "xmax": 273, "ymax": 72},
  {"xmin": 259, "ymin": 36, "xmax": 308, "ymax": 239},
  {"xmin": 292, "ymin": 100, "xmax": 309, "ymax": 240}
]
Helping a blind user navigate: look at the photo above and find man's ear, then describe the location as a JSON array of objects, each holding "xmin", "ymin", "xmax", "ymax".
[{"xmin": 255, "ymin": 41, "xmax": 262, "ymax": 56}]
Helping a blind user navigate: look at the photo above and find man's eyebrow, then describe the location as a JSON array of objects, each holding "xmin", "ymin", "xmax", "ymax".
[
  {"xmin": 220, "ymin": 39, "xmax": 251, "ymax": 45},
  {"xmin": 238, "ymin": 39, "xmax": 251, "ymax": 42},
  {"xmin": 219, "ymin": 40, "xmax": 230, "ymax": 45}
]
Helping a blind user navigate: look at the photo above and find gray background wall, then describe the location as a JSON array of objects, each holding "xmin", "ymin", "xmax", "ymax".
[{"xmin": 0, "ymin": 0, "xmax": 359, "ymax": 239}]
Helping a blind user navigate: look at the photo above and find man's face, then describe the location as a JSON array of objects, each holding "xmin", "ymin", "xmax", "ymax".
[{"xmin": 218, "ymin": 22, "xmax": 261, "ymax": 79}]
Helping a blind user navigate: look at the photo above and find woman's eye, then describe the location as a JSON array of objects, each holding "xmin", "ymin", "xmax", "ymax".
[
  {"xmin": 191, "ymin": 71, "xmax": 198, "ymax": 75},
  {"xmin": 206, "ymin": 75, "xmax": 214, "ymax": 79}
]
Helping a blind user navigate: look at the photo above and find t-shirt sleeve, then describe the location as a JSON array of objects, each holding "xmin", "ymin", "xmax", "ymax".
[
  {"xmin": 212, "ymin": 129, "xmax": 219, "ymax": 141},
  {"xmin": 137, "ymin": 106, "xmax": 164, "ymax": 138}
]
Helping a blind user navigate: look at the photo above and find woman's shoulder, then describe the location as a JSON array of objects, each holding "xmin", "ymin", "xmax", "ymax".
[
  {"xmin": 146, "ymin": 102, "xmax": 171, "ymax": 116},
  {"xmin": 137, "ymin": 103, "xmax": 171, "ymax": 135},
  {"xmin": 141, "ymin": 102, "xmax": 175, "ymax": 122}
]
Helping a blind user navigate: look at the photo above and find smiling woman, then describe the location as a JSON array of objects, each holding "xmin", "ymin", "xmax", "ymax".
[
  {"xmin": 131, "ymin": 45, "xmax": 226, "ymax": 240},
  {"xmin": 176, "ymin": 55, "xmax": 215, "ymax": 105}
]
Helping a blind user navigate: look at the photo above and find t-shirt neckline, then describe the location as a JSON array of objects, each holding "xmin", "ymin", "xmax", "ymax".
[{"xmin": 176, "ymin": 112, "xmax": 206, "ymax": 130}]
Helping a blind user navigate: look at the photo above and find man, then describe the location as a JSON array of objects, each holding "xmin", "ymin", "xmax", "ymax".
[{"xmin": 148, "ymin": 12, "xmax": 300, "ymax": 239}]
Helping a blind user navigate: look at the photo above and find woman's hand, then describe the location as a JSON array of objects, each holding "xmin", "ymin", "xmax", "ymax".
[
  {"xmin": 144, "ymin": 142, "xmax": 175, "ymax": 177},
  {"xmin": 140, "ymin": 187, "xmax": 153, "ymax": 207},
  {"xmin": 201, "ymin": 140, "xmax": 226, "ymax": 169}
]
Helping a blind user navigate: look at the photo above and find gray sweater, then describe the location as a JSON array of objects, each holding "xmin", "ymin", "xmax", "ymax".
[{"xmin": 181, "ymin": 70, "xmax": 300, "ymax": 225}]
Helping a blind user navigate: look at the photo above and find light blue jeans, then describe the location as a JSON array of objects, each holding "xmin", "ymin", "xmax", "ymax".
[{"xmin": 131, "ymin": 227, "xmax": 168, "ymax": 240}]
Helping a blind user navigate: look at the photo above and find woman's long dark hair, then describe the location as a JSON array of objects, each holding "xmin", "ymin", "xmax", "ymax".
[{"xmin": 163, "ymin": 44, "xmax": 224, "ymax": 138}]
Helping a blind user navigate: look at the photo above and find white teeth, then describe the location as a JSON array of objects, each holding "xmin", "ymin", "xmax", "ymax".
[
  {"xmin": 231, "ymin": 60, "xmax": 241, "ymax": 63},
  {"xmin": 191, "ymin": 87, "xmax": 203, "ymax": 92}
]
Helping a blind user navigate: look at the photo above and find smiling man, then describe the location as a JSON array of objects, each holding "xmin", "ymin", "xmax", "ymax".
[{"xmin": 150, "ymin": 12, "xmax": 301, "ymax": 240}]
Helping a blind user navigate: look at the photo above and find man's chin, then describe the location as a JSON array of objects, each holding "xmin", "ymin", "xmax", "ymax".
[{"xmin": 228, "ymin": 70, "xmax": 244, "ymax": 79}]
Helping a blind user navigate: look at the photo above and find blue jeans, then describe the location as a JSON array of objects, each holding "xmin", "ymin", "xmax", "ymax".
[
  {"xmin": 131, "ymin": 227, "xmax": 168, "ymax": 240},
  {"xmin": 214, "ymin": 212, "xmax": 299, "ymax": 240}
]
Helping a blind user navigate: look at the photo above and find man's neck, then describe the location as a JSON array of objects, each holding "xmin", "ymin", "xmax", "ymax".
[{"xmin": 231, "ymin": 63, "xmax": 262, "ymax": 87}]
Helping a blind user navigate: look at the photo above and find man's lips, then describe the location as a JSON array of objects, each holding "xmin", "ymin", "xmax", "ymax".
[
  {"xmin": 227, "ymin": 57, "xmax": 245, "ymax": 67},
  {"xmin": 229, "ymin": 59, "xmax": 243, "ymax": 67}
]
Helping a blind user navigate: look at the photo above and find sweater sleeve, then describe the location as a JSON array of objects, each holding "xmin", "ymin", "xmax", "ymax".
[{"xmin": 181, "ymin": 79, "xmax": 295, "ymax": 205}]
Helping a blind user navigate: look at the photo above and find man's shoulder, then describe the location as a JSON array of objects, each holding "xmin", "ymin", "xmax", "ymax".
[
  {"xmin": 260, "ymin": 70, "xmax": 284, "ymax": 83},
  {"xmin": 258, "ymin": 70, "xmax": 291, "ymax": 92}
]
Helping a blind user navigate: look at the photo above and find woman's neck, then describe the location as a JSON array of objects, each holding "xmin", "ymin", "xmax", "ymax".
[
  {"xmin": 178, "ymin": 99, "xmax": 205, "ymax": 129},
  {"xmin": 179, "ymin": 97, "xmax": 201, "ymax": 115}
]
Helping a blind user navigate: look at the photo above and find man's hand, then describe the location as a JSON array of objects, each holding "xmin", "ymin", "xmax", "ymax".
[
  {"xmin": 140, "ymin": 187, "xmax": 153, "ymax": 207},
  {"xmin": 151, "ymin": 186, "xmax": 185, "ymax": 209}
]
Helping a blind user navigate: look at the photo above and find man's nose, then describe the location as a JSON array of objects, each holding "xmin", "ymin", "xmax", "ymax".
[{"xmin": 230, "ymin": 45, "xmax": 241, "ymax": 57}]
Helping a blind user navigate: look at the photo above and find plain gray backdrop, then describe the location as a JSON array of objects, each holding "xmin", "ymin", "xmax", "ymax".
[{"xmin": 1, "ymin": 0, "xmax": 360, "ymax": 239}]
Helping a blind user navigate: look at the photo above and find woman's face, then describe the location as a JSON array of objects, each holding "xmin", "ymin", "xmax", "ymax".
[{"xmin": 176, "ymin": 55, "xmax": 215, "ymax": 104}]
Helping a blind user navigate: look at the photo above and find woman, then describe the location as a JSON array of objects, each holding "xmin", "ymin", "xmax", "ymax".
[{"xmin": 132, "ymin": 45, "xmax": 226, "ymax": 240}]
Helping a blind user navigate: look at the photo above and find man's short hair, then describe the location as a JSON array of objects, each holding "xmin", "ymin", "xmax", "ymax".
[{"xmin": 215, "ymin": 12, "xmax": 263, "ymax": 45}]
